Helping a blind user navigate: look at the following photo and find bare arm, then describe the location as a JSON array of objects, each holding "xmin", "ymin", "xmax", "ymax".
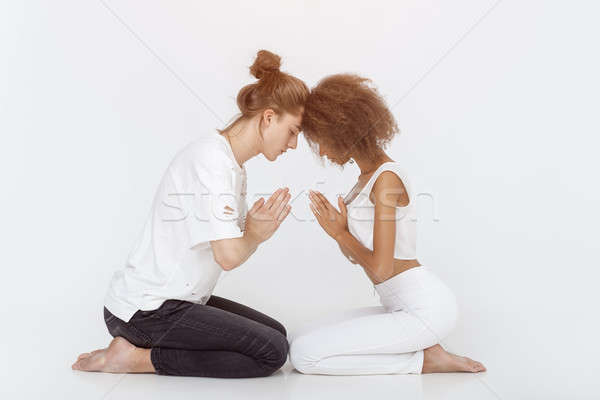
[
  {"xmin": 337, "ymin": 242, "xmax": 358, "ymax": 264},
  {"xmin": 309, "ymin": 171, "xmax": 407, "ymax": 281},
  {"xmin": 210, "ymin": 188, "xmax": 291, "ymax": 270},
  {"xmin": 209, "ymin": 232, "xmax": 261, "ymax": 271}
]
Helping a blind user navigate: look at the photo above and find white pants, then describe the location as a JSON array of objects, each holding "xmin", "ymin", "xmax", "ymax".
[{"xmin": 289, "ymin": 266, "xmax": 459, "ymax": 375}]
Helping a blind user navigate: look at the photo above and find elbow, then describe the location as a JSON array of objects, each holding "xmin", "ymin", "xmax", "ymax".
[
  {"xmin": 371, "ymin": 258, "xmax": 394, "ymax": 281},
  {"xmin": 210, "ymin": 240, "xmax": 242, "ymax": 271},
  {"xmin": 212, "ymin": 248, "xmax": 240, "ymax": 271}
]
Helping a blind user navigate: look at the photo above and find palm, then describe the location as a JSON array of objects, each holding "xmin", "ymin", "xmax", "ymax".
[{"xmin": 309, "ymin": 190, "xmax": 348, "ymax": 240}]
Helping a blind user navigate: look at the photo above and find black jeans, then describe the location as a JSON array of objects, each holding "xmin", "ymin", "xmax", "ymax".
[{"xmin": 103, "ymin": 296, "xmax": 289, "ymax": 378}]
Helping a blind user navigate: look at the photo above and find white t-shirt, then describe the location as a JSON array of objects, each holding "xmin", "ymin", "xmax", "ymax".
[{"xmin": 104, "ymin": 132, "xmax": 248, "ymax": 322}]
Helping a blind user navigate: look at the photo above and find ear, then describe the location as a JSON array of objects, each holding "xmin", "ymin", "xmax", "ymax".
[{"xmin": 262, "ymin": 109, "xmax": 275, "ymax": 126}]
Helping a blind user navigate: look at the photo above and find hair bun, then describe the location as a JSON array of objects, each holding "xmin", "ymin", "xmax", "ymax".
[{"xmin": 249, "ymin": 50, "xmax": 281, "ymax": 80}]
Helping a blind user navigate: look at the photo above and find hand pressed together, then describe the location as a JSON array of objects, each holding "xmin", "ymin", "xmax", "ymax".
[
  {"xmin": 309, "ymin": 190, "xmax": 349, "ymax": 241},
  {"xmin": 245, "ymin": 187, "xmax": 292, "ymax": 243}
]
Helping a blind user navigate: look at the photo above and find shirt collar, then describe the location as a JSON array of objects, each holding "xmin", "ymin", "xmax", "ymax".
[{"xmin": 214, "ymin": 131, "xmax": 244, "ymax": 174}]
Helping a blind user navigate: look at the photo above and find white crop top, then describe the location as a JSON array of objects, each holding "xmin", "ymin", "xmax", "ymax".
[{"xmin": 345, "ymin": 162, "xmax": 417, "ymax": 260}]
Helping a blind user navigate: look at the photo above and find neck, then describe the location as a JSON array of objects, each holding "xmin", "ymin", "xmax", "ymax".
[
  {"xmin": 352, "ymin": 151, "xmax": 393, "ymax": 177},
  {"xmin": 220, "ymin": 117, "xmax": 261, "ymax": 167}
]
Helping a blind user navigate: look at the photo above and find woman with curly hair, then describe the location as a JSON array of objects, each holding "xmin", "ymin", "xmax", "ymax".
[
  {"xmin": 72, "ymin": 50, "xmax": 308, "ymax": 378},
  {"xmin": 290, "ymin": 74, "xmax": 486, "ymax": 375}
]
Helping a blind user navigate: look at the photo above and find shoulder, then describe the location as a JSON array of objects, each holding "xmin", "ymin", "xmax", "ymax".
[
  {"xmin": 177, "ymin": 136, "xmax": 235, "ymax": 173},
  {"xmin": 370, "ymin": 167, "xmax": 409, "ymax": 208}
]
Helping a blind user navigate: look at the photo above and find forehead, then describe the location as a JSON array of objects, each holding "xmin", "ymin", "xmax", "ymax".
[{"xmin": 280, "ymin": 112, "xmax": 303, "ymax": 126}]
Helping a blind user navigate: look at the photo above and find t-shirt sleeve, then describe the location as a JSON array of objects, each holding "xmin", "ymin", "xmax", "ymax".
[{"xmin": 183, "ymin": 152, "xmax": 244, "ymax": 248}]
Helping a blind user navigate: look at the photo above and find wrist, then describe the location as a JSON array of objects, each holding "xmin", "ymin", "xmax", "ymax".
[
  {"xmin": 334, "ymin": 229, "xmax": 350, "ymax": 243},
  {"xmin": 244, "ymin": 229, "xmax": 263, "ymax": 247}
]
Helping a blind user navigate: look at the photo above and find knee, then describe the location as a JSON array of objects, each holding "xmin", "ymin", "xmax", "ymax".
[
  {"xmin": 289, "ymin": 335, "xmax": 315, "ymax": 374},
  {"xmin": 272, "ymin": 320, "xmax": 288, "ymax": 338},
  {"xmin": 258, "ymin": 331, "xmax": 289, "ymax": 376}
]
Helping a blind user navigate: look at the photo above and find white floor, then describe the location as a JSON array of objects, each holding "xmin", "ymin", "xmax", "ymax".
[{"xmin": 4, "ymin": 300, "xmax": 598, "ymax": 400}]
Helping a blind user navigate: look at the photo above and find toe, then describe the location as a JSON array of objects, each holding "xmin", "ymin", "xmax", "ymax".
[
  {"xmin": 462, "ymin": 357, "xmax": 479, "ymax": 372},
  {"xmin": 470, "ymin": 361, "xmax": 485, "ymax": 372},
  {"xmin": 77, "ymin": 358, "xmax": 92, "ymax": 371}
]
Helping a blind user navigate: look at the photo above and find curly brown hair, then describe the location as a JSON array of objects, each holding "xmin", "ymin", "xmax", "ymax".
[{"xmin": 301, "ymin": 74, "xmax": 399, "ymax": 164}]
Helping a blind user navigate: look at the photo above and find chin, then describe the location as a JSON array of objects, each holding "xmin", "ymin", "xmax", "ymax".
[{"xmin": 264, "ymin": 152, "xmax": 278, "ymax": 162}]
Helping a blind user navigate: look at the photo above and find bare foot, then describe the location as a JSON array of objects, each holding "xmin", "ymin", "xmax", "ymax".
[
  {"xmin": 71, "ymin": 337, "xmax": 155, "ymax": 373},
  {"xmin": 422, "ymin": 344, "xmax": 486, "ymax": 373}
]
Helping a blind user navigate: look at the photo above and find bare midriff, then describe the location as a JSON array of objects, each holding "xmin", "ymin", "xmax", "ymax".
[{"xmin": 364, "ymin": 258, "xmax": 422, "ymax": 285}]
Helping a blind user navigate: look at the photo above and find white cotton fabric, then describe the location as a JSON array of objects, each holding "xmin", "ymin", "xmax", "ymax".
[
  {"xmin": 346, "ymin": 161, "xmax": 418, "ymax": 260},
  {"xmin": 289, "ymin": 266, "xmax": 459, "ymax": 375},
  {"xmin": 104, "ymin": 132, "xmax": 247, "ymax": 322}
]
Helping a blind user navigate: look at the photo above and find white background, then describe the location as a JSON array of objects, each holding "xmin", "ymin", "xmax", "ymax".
[{"xmin": 2, "ymin": 1, "xmax": 599, "ymax": 399}]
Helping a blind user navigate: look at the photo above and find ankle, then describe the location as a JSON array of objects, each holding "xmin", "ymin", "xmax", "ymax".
[{"xmin": 132, "ymin": 348, "xmax": 154, "ymax": 373}]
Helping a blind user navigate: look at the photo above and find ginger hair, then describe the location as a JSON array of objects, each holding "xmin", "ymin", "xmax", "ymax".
[{"xmin": 220, "ymin": 50, "xmax": 309, "ymax": 132}]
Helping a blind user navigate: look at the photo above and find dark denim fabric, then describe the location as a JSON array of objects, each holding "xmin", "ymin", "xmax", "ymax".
[{"xmin": 103, "ymin": 295, "xmax": 289, "ymax": 378}]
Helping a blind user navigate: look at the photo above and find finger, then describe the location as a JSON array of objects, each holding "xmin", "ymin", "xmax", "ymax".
[
  {"xmin": 277, "ymin": 204, "xmax": 291, "ymax": 223},
  {"xmin": 311, "ymin": 191, "xmax": 330, "ymax": 210},
  {"xmin": 264, "ymin": 188, "xmax": 283, "ymax": 209},
  {"xmin": 309, "ymin": 193, "xmax": 324, "ymax": 213},
  {"xmin": 249, "ymin": 197, "xmax": 265, "ymax": 214},
  {"xmin": 317, "ymin": 192, "xmax": 333, "ymax": 210},
  {"xmin": 338, "ymin": 196, "xmax": 347, "ymax": 216},
  {"xmin": 270, "ymin": 188, "xmax": 289, "ymax": 212},
  {"xmin": 313, "ymin": 192, "xmax": 336, "ymax": 220},
  {"xmin": 310, "ymin": 204, "xmax": 326, "ymax": 229},
  {"xmin": 309, "ymin": 203, "xmax": 322, "ymax": 222},
  {"xmin": 310, "ymin": 205, "xmax": 323, "ymax": 226},
  {"xmin": 309, "ymin": 190, "xmax": 326, "ymax": 210},
  {"xmin": 274, "ymin": 192, "xmax": 291, "ymax": 220}
]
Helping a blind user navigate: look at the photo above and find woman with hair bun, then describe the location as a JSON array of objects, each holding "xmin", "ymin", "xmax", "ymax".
[
  {"xmin": 72, "ymin": 50, "xmax": 309, "ymax": 378},
  {"xmin": 290, "ymin": 74, "xmax": 486, "ymax": 375}
]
